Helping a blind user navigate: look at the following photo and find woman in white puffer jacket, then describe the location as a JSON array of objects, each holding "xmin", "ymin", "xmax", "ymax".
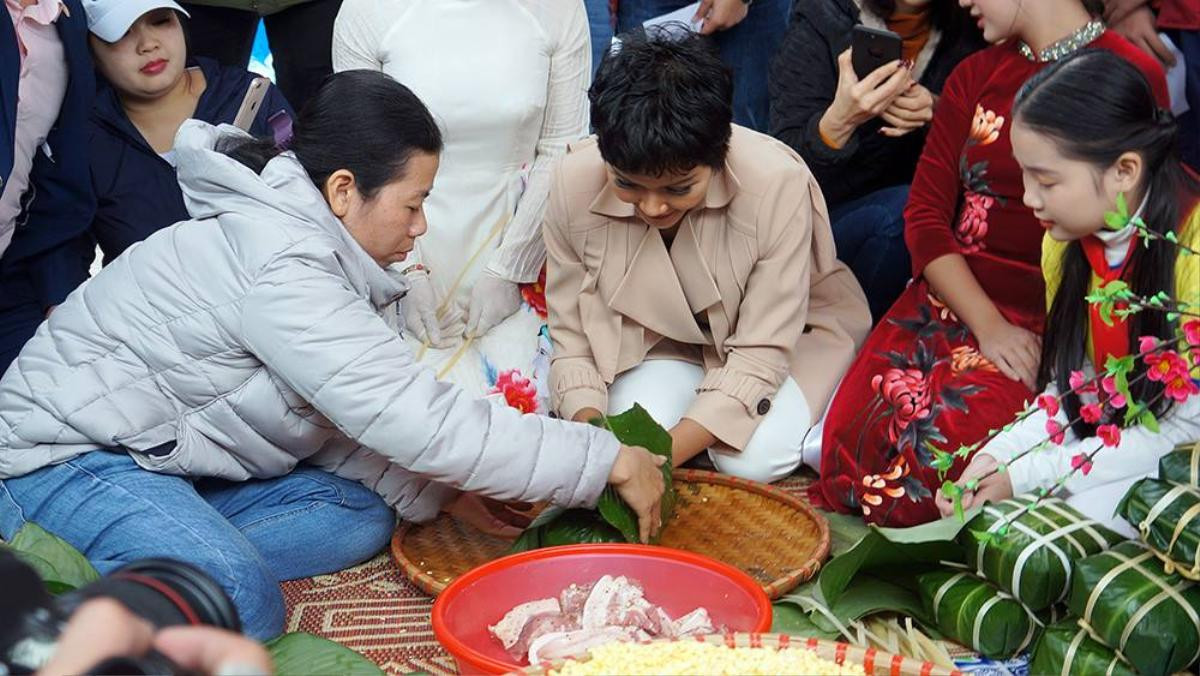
[{"xmin": 0, "ymin": 71, "xmax": 665, "ymax": 639}]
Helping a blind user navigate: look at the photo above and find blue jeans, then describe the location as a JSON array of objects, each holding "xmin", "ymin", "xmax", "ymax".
[
  {"xmin": 1172, "ymin": 30, "xmax": 1199, "ymax": 172},
  {"xmin": 585, "ymin": 0, "xmax": 614, "ymax": 79},
  {"xmin": 0, "ymin": 452, "xmax": 395, "ymax": 639},
  {"xmin": 585, "ymin": 0, "xmax": 789, "ymax": 131},
  {"xmin": 828, "ymin": 185, "xmax": 913, "ymax": 322}
]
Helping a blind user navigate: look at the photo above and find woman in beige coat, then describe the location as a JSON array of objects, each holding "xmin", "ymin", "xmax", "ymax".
[{"xmin": 546, "ymin": 29, "xmax": 871, "ymax": 484}]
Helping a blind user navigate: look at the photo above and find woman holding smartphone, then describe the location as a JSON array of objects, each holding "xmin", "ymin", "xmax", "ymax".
[
  {"xmin": 809, "ymin": 0, "xmax": 1169, "ymax": 526},
  {"xmin": 769, "ymin": 0, "xmax": 983, "ymax": 320},
  {"xmin": 82, "ymin": 0, "xmax": 293, "ymax": 270}
]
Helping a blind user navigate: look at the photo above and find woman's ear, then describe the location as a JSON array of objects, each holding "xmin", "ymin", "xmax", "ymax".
[
  {"xmin": 1111, "ymin": 151, "xmax": 1145, "ymax": 195},
  {"xmin": 323, "ymin": 170, "xmax": 358, "ymax": 219}
]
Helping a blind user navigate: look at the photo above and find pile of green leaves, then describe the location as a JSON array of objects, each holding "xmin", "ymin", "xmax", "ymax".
[
  {"xmin": 772, "ymin": 509, "xmax": 978, "ymax": 640},
  {"xmin": 1, "ymin": 523, "xmax": 382, "ymax": 676},
  {"xmin": 511, "ymin": 404, "xmax": 676, "ymax": 552}
]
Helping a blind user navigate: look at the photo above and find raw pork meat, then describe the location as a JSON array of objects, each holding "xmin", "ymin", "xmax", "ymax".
[{"xmin": 487, "ymin": 575, "xmax": 718, "ymax": 664}]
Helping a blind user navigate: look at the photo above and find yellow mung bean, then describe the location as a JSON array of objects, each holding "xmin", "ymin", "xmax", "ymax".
[{"xmin": 551, "ymin": 640, "xmax": 867, "ymax": 675}]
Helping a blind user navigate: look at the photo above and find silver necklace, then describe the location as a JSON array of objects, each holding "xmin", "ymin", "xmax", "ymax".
[{"xmin": 1018, "ymin": 19, "xmax": 1106, "ymax": 63}]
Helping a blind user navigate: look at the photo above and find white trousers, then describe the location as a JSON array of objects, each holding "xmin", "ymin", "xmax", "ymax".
[{"xmin": 607, "ymin": 360, "xmax": 812, "ymax": 484}]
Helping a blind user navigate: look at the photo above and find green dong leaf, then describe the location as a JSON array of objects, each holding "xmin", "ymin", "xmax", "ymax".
[
  {"xmin": 266, "ymin": 633, "xmax": 383, "ymax": 676},
  {"xmin": 5, "ymin": 522, "xmax": 98, "ymax": 593},
  {"xmin": 509, "ymin": 404, "xmax": 676, "ymax": 549}
]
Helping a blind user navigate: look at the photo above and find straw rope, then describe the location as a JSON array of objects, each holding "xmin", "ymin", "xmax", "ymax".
[
  {"xmin": 413, "ymin": 211, "xmax": 509, "ymax": 364},
  {"xmin": 1190, "ymin": 441, "xmax": 1200, "ymax": 485}
]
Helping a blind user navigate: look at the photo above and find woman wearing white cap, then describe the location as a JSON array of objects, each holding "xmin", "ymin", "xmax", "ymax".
[{"xmin": 79, "ymin": 0, "xmax": 294, "ymax": 272}]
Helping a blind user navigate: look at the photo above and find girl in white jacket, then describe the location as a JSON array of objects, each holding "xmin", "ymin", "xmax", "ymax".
[{"xmin": 936, "ymin": 51, "xmax": 1200, "ymax": 535}]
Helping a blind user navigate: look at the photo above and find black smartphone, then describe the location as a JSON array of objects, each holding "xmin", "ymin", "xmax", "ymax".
[{"xmin": 851, "ymin": 25, "xmax": 903, "ymax": 80}]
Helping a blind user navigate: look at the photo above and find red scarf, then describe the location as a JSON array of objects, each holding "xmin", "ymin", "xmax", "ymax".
[{"xmin": 1080, "ymin": 234, "xmax": 1139, "ymax": 367}]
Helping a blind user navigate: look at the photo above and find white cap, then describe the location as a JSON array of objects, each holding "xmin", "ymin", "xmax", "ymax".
[{"xmin": 82, "ymin": 0, "xmax": 190, "ymax": 43}]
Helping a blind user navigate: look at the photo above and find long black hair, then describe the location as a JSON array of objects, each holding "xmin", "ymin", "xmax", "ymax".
[
  {"xmin": 1014, "ymin": 49, "xmax": 1198, "ymax": 436},
  {"xmin": 221, "ymin": 70, "xmax": 443, "ymax": 199}
]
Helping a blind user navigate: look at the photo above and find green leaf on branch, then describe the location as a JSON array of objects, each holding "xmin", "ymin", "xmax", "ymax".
[
  {"xmin": 266, "ymin": 633, "xmax": 382, "ymax": 676},
  {"xmin": 1140, "ymin": 409, "xmax": 1161, "ymax": 434},
  {"xmin": 931, "ymin": 449, "xmax": 955, "ymax": 475}
]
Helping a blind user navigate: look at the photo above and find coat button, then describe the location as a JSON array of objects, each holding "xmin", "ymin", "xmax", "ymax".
[{"xmin": 756, "ymin": 399, "xmax": 771, "ymax": 415}]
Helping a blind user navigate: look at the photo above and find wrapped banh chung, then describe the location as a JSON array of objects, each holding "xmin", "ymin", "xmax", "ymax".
[
  {"xmin": 1068, "ymin": 540, "xmax": 1200, "ymax": 676},
  {"xmin": 1157, "ymin": 440, "xmax": 1200, "ymax": 486},
  {"xmin": 1030, "ymin": 621, "xmax": 1136, "ymax": 676},
  {"xmin": 1119, "ymin": 478, "xmax": 1200, "ymax": 580},
  {"xmin": 917, "ymin": 569, "xmax": 1040, "ymax": 659},
  {"xmin": 961, "ymin": 495, "xmax": 1123, "ymax": 610}
]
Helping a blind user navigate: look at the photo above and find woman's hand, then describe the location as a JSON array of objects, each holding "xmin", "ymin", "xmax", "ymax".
[
  {"xmin": 1110, "ymin": 4, "xmax": 1176, "ymax": 67},
  {"xmin": 465, "ymin": 272, "xmax": 522, "ymax": 338},
  {"xmin": 880, "ymin": 83, "xmax": 935, "ymax": 137},
  {"xmin": 934, "ymin": 452, "xmax": 1013, "ymax": 517},
  {"xmin": 401, "ymin": 269, "xmax": 454, "ymax": 348},
  {"xmin": 38, "ymin": 598, "xmax": 272, "ymax": 676},
  {"xmin": 444, "ymin": 493, "xmax": 534, "ymax": 539},
  {"xmin": 818, "ymin": 50, "xmax": 912, "ymax": 149},
  {"xmin": 976, "ymin": 317, "xmax": 1042, "ymax": 389},
  {"xmin": 695, "ymin": 0, "xmax": 750, "ymax": 35},
  {"xmin": 608, "ymin": 445, "xmax": 667, "ymax": 543}
]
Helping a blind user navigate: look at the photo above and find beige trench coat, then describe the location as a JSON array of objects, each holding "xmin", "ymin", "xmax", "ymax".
[{"xmin": 544, "ymin": 126, "xmax": 870, "ymax": 450}]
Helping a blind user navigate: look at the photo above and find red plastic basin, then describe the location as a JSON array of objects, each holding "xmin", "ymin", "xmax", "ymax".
[{"xmin": 431, "ymin": 544, "xmax": 773, "ymax": 674}]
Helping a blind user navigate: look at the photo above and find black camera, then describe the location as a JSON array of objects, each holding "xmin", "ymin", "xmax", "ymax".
[{"xmin": 0, "ymin": 548, "xmax": 240, "ymax": 675}]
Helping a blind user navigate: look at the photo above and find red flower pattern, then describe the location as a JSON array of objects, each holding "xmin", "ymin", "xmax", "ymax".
[
  {"xmin": 490, "ymin": 369, "xmax": 539, "ymax": 414},
  {"xmin": 955, "ymin": 192, "xmax": 993, "ymax": 254},
  {"xmin": 519, "ymin": 267, "xmax": 548, "ymax": 320},
  {"xmin": 871, "ymin": 368, "xmax": 932, "ymax": 444}
]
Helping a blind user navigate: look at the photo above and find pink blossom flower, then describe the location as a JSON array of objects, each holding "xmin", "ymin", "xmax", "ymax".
[
  {"xmin": 1138, "ymin": 335, "xmax": 1159, "ymax": 354},
  {"xmin": 1101, "ymin": 377, "xmax": 1127, "ymax": 409},
  {"xmin": 1036, "ymin": 394, "xmax": 1060, "ymax": 417},
  {"xmin": 1183, "ymin": 320, "xmax": 1200, "ymax": 347},
  {"xmin": 1069, "ymin": 370, "xmax": 1098, "ymax": 395},
  {"xmin": 1080, "ymin": 403, "xmax": 1104, "ymax": 424},
  {"xmin": 1097, "ymin": 424, "xmax": 1121, "ymax": 447},
  {"xmin": 1045, "ymin": 419, "xmax": 1066, "ymax": 445},
  {"xmin": 1165, "ymin": 372, "xmax": 1200, "ymax": 403},
  {"xmin": 1071, "ymin": 453, "xmax": 1094, "ymax": 475},
  {"xmin": 490, "ymin": 369, "xmax": 539, "ymax": 414},
  {"xmin": 1145, "ymin": 349, "xmax": 1189, "ymax": 384}
]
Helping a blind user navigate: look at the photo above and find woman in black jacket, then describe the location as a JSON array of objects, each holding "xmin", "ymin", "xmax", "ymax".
[{"xmin": 769, "ymin": 0, "xmax": 982, "ymax": 321}]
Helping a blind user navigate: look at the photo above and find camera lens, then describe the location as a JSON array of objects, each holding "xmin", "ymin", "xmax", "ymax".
[{"xmin": 74, "ymin": 559, "xmax": 241, "ymax": 632}]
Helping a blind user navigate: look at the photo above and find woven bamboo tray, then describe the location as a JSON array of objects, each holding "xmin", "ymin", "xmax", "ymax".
[
  {"xmin": 512, "ymin": 633, "xmax": 962, "ymax": 676},
  {"xmin": 391, "ymin": 469, "xmax": 830, "ymax": 599}
]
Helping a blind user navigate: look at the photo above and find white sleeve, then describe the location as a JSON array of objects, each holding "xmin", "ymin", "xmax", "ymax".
[
  {"xmin": 332, "ymin": 0, "xmax": 390, "ymax": 72},
  {"xmin": 981, "ymin": 386, "xmax": 1200, "ymax": 498},
  {"xmin": 485, "ymin": 0, "xmax": 591, "ymax": 283}
]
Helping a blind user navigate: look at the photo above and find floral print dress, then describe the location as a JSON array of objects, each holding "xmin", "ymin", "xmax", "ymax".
[{"xmin": 810, "ymin": 33, "xmax": 1169, "ymax": 526}]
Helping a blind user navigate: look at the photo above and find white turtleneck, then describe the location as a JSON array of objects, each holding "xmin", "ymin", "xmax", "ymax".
[{"xmin": 1092, "ymin": 190, "xmax": 1151, "ymax": 268}]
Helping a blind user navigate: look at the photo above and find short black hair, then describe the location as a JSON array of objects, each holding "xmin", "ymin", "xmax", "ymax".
[{"xmin": 590, "ymin": 26, "xmax": 733, "ymax": 176}]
